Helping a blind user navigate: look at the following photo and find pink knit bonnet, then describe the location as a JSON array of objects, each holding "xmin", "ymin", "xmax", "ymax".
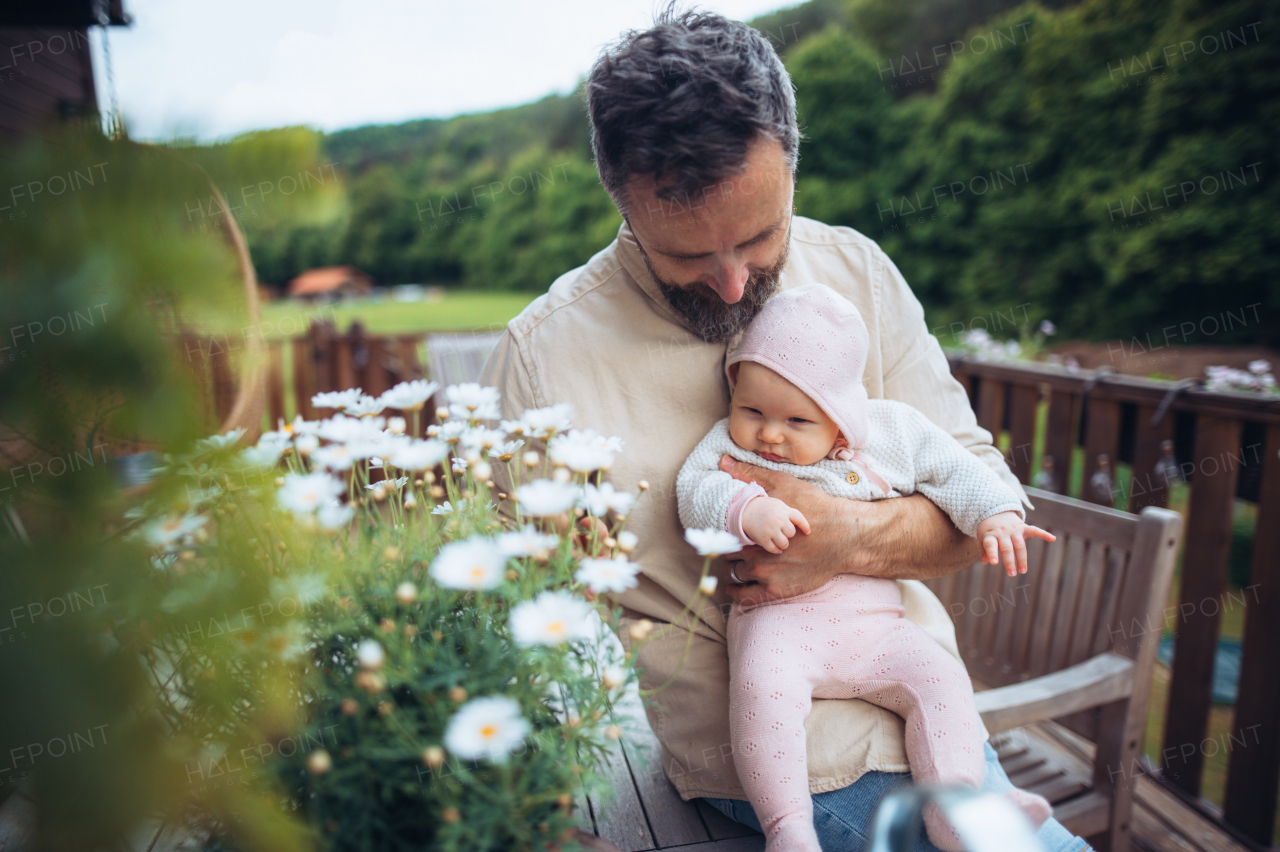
[{"xmin": 726, "ymin": 283, "xmax": 873, "ymax": 451}]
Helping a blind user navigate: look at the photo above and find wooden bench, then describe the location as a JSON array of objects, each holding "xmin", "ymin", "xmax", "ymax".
[{"xmin": 579, "ymin": 487, "xmax": 1182, "ymax": 852}]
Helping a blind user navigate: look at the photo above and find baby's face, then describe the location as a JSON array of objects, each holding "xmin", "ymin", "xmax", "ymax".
[{"xmin": 728, "ymin": 362, "xmax": 841, "ymax": 466}]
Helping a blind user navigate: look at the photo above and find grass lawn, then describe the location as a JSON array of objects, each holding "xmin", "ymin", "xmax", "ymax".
[{"xmin": 193, "ymin": 291, "xmax": 541, "ymax": 338}]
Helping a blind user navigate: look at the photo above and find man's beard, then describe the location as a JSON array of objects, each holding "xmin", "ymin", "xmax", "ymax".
[{"xmin": 645, "ymin": 237, "xmax": 790, "ymax": 344}]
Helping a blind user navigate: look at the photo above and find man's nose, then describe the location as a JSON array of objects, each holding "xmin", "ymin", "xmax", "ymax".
[{"xmin": 709, "ymin": 260, "xmax": 750, "ymax": 304}]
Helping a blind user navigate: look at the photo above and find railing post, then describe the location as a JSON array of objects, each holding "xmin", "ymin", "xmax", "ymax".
[
  {"xmin": 1223, "ymin": 422, "xmax": 1280, "ymax": 842},
  {"xmin": 1127, "ymin": 404, "xmax": 1175, "ymax": 512},
  {"xmin": 1162, "ymin": 415, "xmax": 1243, "ymax": 797},
  {"xmin": 1083, "ymin": 397, "xmax": 1122, "ymax": 506},
  {"xmin": 1006, "ymin": 383, "xmax": 1040, "ymax": 484}
]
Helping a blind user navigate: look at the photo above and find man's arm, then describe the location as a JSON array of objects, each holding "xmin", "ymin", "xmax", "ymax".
[{"xmin": 720, "ymin": 457, "xmax": 978, "ymax": 605}]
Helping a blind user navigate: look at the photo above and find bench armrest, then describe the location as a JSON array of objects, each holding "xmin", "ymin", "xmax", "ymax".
[{"xmin": 974, "ymin": 652, "xmax": 1136, "ymax": 735}]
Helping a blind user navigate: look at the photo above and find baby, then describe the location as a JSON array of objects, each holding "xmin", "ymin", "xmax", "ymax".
[{"xmin": 676, "ymin": 283, "xmax": 1056, "ymax": 851}]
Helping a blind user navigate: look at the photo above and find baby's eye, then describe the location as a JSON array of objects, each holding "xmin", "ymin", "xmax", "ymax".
[{"xmin": 789, "ymin": 417, "xmax": 810, "ymax": 424}]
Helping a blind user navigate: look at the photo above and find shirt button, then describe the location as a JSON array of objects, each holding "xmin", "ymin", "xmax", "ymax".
[{"xmin": 846, "ymin": 472, "xmax": 860, "ymax": 484}]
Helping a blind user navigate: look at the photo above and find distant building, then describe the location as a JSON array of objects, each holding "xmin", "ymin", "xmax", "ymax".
[
  {"xmin": 0, "ymin": 1, "xmax": 131, "ymax": 144},
  {"xmin": 288, "ymin": 265, "xmax": 374, "ymax": 302}
]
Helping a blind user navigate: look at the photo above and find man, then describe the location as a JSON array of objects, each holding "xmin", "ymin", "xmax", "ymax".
[{"xmin": 480, "ymin": 8, "xmax": 1087, "ymax": 850}]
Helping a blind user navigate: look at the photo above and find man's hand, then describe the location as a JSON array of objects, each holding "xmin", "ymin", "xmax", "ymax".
[
  {"xmin": 719, "ymin": 455, "xmax": 979, "ymax": 607},
  {"xmin": 740, "ymin": 495, "xmax": 810, "ymax": 554},
  {"xmin": 974, "ymin": 511, "xmax": 1055, "ymax": 577}
]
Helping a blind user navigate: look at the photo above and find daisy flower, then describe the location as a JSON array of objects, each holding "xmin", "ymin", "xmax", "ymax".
[
  {"xmin": 195, "ymin": 427, "xmax": 247, "ymax": 452},
  {"xmin": 578, "ymin": 482, "xmax": 634, "ymax": 517},
  {"xmin": 430, "ymin": 538, "xmax": 506, "ymax": 590},
  {"xmin": 278, "ymin": 472, "xmax": 345, "ymax": 515},
  {"xmin": 317, "ymin": 501, "xmax": 354, "ymax": 530},
  {"xmin": 509, "ymin": 591, "xmax": 595, "ymax": 647},
  {"xmin": 575, "ymin": 556, "xmax": 640, "ymax": 594},
  {"xmin": 516, "ymin": 480, "xmax": 579, "ymax": 516},
  {"xmin": 496, "ymin": 526, "xmax": 559, "ymax": 558},
  {"xmin": 316, "ymin": 414, "xmax": 386, "ymax": 444},
  {"xmin": 141, "ymin": 512, "xmax": 207, "ymax": 551},
  {"xmin": 684, "ymin": 528, "xmax": 742, "ymax": 557},
  {"xmin": 549, "ymin": 429, "xmax": 622, "ymax": 473},
  {"xmin": 510, "ymin": 403, "xmax": 574, "ymax": 440},
  {"xmin": 344, "ymin": 394, "xmax": 386, "ymax": 418},
  {"xmin": 488, "ymin": 439, "xmax": 525, "ymax": 461},
  {"xmin": 443, "ymin": 696, "xmax": 529, "ymax": 762},
  {"xmin": 445, "ymin": 383, "xmax": 501, "ymax": 421},
  {"xmin": 312, "ymin": 389, "xmax": 366, "ymax": 411},
  {"xmin": 390, "ymin": 439, "xmax": 449, "ymax": 471},
  {"xmin": 379, "ymin": 379, "xmax": 439, "ymax": 412}
]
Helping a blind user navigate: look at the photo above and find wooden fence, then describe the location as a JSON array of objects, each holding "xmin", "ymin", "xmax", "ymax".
[
  {"xmin": 951, "ymin": 354, "xmax": 1280, "ymax": 846},
  {"xmin": 181, "ymin": 323, "xmax": 1280, "ymax": 846}
]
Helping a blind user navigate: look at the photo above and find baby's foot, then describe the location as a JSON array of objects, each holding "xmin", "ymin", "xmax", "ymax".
[{"xmin": 1007, "ymin": 788, "xmax": 1052, "ymax": 828}]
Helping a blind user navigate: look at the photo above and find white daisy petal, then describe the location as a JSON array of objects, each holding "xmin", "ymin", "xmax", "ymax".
[
  {"xmin": 684, "ymin": 528, "xmax": 742, "ymax": 557},
  {"xmin": 575, "ymin": 557, "xmax": 640, "ymax": 594},
  {"xmin": 444, "ymin": 696, "xmax": 529, "ymax": 762},
  {"xmin": 510, "ymin": 591, "xmax": 595, "ymax": 647},
  {"xmin": 516, "ymin": 480, "xmax": 580, "ymax": 516},
  {"xmin": 430, "ymin": 538, "xmax": 506, "ymax": 590}
]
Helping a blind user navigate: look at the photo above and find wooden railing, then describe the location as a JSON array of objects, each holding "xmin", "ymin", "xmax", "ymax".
[
  {"xmin": 950, "ymin": 354, "xmax": 1280, "ymax": 846},
  {"xmin": 179, "ymin": 323, "xmax": 1280, "ymax": 845}
]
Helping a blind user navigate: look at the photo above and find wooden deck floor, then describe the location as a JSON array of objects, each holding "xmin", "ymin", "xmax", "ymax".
[
  {"xmin": 0, "ymin": 724, "xmax": 1257, "ymax": 852},
  {"xmin": 578, "ymin": 720, "xmax": 1258, "ymax": 852}
]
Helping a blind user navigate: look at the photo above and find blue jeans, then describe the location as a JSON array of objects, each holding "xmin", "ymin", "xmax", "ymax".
[{"xmin": 702, "ymin": 742, "xmax": 1089, "ymax": 852}]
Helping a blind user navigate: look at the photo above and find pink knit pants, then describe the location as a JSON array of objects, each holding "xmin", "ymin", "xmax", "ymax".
[{"xmin": 727, "ymin": 573, "xmax": 1043, "ymax": 851}]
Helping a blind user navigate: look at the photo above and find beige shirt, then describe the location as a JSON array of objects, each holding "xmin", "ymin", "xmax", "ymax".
[{"xmin": 478, "ymin": 216, "xmax": 1031, "ymax": 801}]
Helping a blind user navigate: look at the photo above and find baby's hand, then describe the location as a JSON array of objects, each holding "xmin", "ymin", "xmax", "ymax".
[
  {"xmin": 975, "ymin": 511, "xmax": 1056, "ymax": 577},
  {"xmin": 741, "ymin": 496, "xmax": 811, "ymax": 554}
]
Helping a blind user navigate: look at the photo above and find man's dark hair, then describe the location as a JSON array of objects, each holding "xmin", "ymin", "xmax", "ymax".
[{"xmin": 587, "ymin": 5, "xmax": 799, "ymax": 215}]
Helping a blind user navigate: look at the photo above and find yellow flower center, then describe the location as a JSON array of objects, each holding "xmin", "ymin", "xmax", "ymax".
[
  {"xmin": 469, "ymin": 566, "xmax": 486, "ymax": 582},
  {"xmin": 480, "ymin": 724, "xmax": 498, "ymax": 740},
  {"xmin": 546, "ymin": 621, "xmax": 565, "ymax": 638}
]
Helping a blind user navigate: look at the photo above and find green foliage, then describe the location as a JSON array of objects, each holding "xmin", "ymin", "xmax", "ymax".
[
  {"xmin": 0, "ymin": 126, "xmax": 337, "ymax": 850},
  {"xmin": 216, "ymin": 0, "xmax": 1276, "ymax": 344}
]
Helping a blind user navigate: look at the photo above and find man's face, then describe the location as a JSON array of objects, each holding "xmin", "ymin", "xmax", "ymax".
[{"xmin": 623, "ymin": 136, "xmax": 794, "ymax": 343}]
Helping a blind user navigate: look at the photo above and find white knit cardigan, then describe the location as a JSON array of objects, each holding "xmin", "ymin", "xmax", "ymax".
[{"xmin": 677, "ymin": 398, "xmax": 1025, "ymax": 540}]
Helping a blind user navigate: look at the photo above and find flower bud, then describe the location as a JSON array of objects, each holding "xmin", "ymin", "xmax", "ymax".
[
  {"xmin": 404, "ymin": 491, "xmax": 418, "ymax": 509},
  {"xmin": 448, "ymin": 685, "xmax": 467, "ymax": 703},
  {"xmin": 395, "ymin": 582, "xmax": 417, "ymax": 605},
  {"xmin": 602, "ymin": 666, "xmax": 625, "ymax": 690},
  {"xmin": 617, "ymin": 531, "xmax": 638, "ymax": 553},
  {"xmin": 699, "ymin": 575, "xmax": 718, "ymax": 596},
  {"xmin": 605, "ymin": 724, "xmax": 623, "ymax": 740},
  {"xmin": 357, "ymin": 639, "xmax": 385, "ymax": 670},
  {"xmin": 422, "ymin": 745, "xmax": 445, "ymax": 769},
  {"xmin": 523, "ymin": 451, "xmax": 540, "ymax": 468},
  {"xmin": 628, "ymin": 619, "xmax": 654, "ymax": 641},
  {"xmin": 472, "ymin": 461, "xmax": 492, "ymax": 482},
  {"xmin": 340, "ymin": 698, "xmax": 359, "ymax": 716},
  {"xmin": 307, "ymin": 749, "xmax": 332, "ymax": 775}
]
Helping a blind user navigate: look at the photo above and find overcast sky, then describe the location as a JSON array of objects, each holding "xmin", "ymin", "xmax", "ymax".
[{"xmin": 91, "ymin": 0, "xmax": 790, "ymax": 141}]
